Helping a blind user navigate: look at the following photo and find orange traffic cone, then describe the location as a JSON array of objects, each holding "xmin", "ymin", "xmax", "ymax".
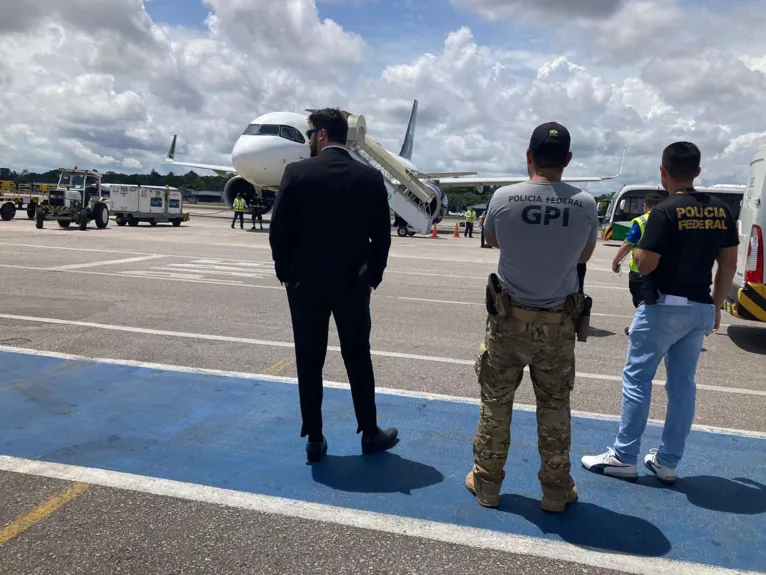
[
  {"xmin": 453, "ymin": 223, "xmax": 460, "ymax": 238},
  {"xmin": 432, "ymin": 223, "xmax": 438, "ymax": 238}
]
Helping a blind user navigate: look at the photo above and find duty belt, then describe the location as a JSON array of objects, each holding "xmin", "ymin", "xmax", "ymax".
[{"xmin": 509, "ymin": 305, "xmax": 566, "ymax": 324}]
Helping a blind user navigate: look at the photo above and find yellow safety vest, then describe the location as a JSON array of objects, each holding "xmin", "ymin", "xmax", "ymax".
[
  {"xmin": 465, "ymin": 210, "xmax": 476, "ymax": 223},
  {"xmin": 234, "ymin": 198, "xmax": 246, "ymax": 212},
  {"xmin": 628, "ymin": 213, "xmax": 650, "ymax": 273}
]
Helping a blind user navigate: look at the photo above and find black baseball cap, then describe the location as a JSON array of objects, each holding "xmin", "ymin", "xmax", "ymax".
[{"xmin": 529, "ymin": 122, "xmax": 571, "ymax": 165}]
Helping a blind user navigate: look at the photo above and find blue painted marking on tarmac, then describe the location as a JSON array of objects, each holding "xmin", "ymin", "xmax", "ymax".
[{"xmin": 1, "ymin": 350, "xmax": 765, "ymax": 572}]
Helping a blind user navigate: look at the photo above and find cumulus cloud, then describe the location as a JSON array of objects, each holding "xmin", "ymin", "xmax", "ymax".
[{"xmin": 0, "ymin": 0, "xmax": 763, "ymax": 196}]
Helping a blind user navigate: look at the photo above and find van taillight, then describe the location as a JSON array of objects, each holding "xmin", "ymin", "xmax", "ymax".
[{"xmin": 745, "ymin": 225, "xmax": 764, "ymax": 284}]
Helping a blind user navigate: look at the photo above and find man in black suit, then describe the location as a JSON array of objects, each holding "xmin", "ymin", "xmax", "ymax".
[{"xmin": 269, "ymin": 108, "xmax": 399, "ymax": 463}]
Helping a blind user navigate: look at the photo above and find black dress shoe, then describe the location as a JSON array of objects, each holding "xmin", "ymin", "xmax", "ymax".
[
  {"xmin": 361, "ymin": 427, "xmax": 399, "ymax": 455},
  {"xmin": 306, "ymin": 437, "xmax": 327, "ymax": 462}
]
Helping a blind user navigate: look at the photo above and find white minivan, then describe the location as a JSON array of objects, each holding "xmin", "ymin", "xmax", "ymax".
[{"xmin": 724, "ymin": 145, "xmax": 766, "ymax": 322}]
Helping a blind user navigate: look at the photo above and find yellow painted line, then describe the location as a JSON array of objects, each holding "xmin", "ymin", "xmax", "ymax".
[
  {"xmin": 0, "ymin": 481, "xmax": 88, "ymax": 546},
  {"xmin": 266, "ymin": 359, "xmax": 291, "ymax": 375}
]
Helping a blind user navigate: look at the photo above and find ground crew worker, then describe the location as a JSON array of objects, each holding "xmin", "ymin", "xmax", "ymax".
[
  {"xmin": 611, "ymin": 192, "xmax": 664, "ymax": 334},
  {"xmin": 232, "ymin": 193, "xmax": 246, "ymax": 229},
  {"xmin": 466, "ymin": 122, "xmax": 598, "ymax": 513},
  {"xmin": 252, "ymin": 208, "xmax": 263, "ymax": 230},
  {"xmin": 464, "ymin": 208, "xmax": 476, "ymax": 238},
  {"xmin": 582, "ymin": 142, "xmax": 738, "ymax": 485}
]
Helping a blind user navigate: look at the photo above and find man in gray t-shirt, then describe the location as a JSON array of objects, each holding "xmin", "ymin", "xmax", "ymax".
[
  {"xmin": 484, "ymin": 180, "xmax": 598, "ymax": 309},
  {"xmin": 466, "ymin": 122, "xmax": 597, "ymax": 515}
]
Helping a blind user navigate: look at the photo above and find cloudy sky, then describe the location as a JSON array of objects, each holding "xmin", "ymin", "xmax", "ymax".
[{"xmin": 1, "ymin": 0, "xmax": 764, "ymax": 195}]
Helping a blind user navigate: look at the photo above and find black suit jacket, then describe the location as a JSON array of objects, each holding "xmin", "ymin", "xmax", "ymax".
[{"xmin": 269, "ymin": 147, "xmax": 392, "ymax": 289}]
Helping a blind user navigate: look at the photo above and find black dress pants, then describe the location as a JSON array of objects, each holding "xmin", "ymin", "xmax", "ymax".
[
  {"xmin": 287, "ymin": 280, "xmax": 378, "ymax": 439},
  {"xmin": 232, "ymin": 212, "xmax": 244, "ymax": 228}
]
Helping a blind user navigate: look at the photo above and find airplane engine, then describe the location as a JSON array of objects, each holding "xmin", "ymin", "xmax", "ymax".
[
  {"xmin": 424, "ymin": 181, "xmax": 449, "ymax": 224},
  {"xmin": 223, "ymin": 176, "xmax": 275, "ymax": 216}
]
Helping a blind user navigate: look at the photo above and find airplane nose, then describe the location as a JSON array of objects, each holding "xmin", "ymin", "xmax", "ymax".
[{"xmin": 231, "ymin": 136, "xmax": 289, "ymax": 186}]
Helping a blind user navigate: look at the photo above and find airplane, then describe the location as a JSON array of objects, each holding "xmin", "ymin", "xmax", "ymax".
[{"xmin": 165, "ymin": 100, "xmax": 625, "ymax": 225}]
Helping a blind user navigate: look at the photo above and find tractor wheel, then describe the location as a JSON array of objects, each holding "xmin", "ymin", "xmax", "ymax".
[
  {"xmin": 94, "ymin": 203, "xmax": 109, "ymax": 229},
  {"xmin": 0, "ymin": 202, "xmax": 16, "ymax": 221}
]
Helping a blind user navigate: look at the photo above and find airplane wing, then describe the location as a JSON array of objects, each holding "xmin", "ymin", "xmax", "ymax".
[
  {"xmin": 408, "ymin": 169, "xmax": 478, "ymax": 179},
  {"xmin": 425, "ymin": 147, "xmax": 627, "ymax": 190},
  {"xmin": 165, "ymin": 135, "xmax": 237, "ymax": 177}
]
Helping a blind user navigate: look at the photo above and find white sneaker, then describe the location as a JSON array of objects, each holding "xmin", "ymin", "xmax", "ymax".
[
  {"xmin": 644, "ymin": 450, "xmax": 677, "ymax": 485},
  {"xmin": 581, "ymin": 448, "xmax": 638, "ymax": 482}
]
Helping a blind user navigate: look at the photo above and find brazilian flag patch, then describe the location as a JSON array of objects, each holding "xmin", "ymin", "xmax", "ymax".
[{"xmin": 549, "ymin": 129, "xmax": 559, "ymax": 136}]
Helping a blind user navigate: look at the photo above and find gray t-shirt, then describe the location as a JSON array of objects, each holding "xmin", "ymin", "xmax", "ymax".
[{"xmin": 484, "ymin": 180, "xmax": 598, "ymax": 308}]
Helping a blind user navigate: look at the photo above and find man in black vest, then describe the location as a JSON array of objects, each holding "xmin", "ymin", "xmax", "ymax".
[{"xmin": 269, "ymin": 108, "xmax": 399, "ymax": 463}]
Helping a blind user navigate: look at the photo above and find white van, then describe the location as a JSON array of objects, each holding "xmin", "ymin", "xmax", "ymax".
[{"xmin": 724, "ymin": 145, "xmax": 766, "ymax": 322}]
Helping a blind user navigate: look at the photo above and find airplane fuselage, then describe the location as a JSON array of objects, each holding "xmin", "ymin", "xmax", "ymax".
[{"xmin": 231, "ymin": 111, "xmax": 417, "ymax": 190}]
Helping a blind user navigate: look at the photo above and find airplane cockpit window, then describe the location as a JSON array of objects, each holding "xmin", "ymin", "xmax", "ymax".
[
  {"xmin": 280, "ymin": 126, "xmax": 306, "ymax": 144},
  {"xmin": 242, "ymin": 124, "xmax": 281, "ymax": 136},
  {"xmin": 242, "ymin": 123, "xmax": 305, "ymax": 143}
]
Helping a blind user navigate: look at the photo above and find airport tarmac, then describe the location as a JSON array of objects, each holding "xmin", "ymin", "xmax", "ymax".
[{"xmin": 0, "ymin": 215, "xmax": 764, "ymax": 575}]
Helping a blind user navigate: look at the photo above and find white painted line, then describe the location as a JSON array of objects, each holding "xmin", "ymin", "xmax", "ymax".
[
  {"xmin": 0, "ymin": 316, "xmax": 763, "ymax": 398},
  {"xmin": 0, "ymin": 242, "xmax": 154, "ymax": 256},
  {"xmin": 0, "ymin": 455, "xmax": 758, "ymax": 575},
  {"xmin": 49, "ymin": 255, "xmax": 166, "ymax": 271},
  {"xmin": 397, "ymin": 296, "xmax": 481, "ymax": 306},
  {"xmin": 1, "ymin": 344, "xmax": 764, "ymax": 439},
  {"xmin": 0, "ymin": 264, "xmax": 284, "ymax": 290}
]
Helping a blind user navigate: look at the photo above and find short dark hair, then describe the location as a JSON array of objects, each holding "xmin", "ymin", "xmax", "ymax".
[
  {"xmin": 662, "ymin": 142, "xmax": 701, "ymax": 180},
  {"xmin": 644, "ymin": 192, "xmax": 663, "ymax": 208},
  {"xmin": 307, "ymin": 108, "xmax": 348, "ymax": 145}
]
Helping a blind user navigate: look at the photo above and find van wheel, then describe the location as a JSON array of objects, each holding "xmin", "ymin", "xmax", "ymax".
[
  {"xmin": 171, "ymin": 218, "xmax": 181, "ymax": 227},
  {"xmin": 128, "ymin": 216, "xmax": 138, "ymax": 227},
  {"xmin": 150, "ymin": 219, "xmax": 157, "ymax": 226}
]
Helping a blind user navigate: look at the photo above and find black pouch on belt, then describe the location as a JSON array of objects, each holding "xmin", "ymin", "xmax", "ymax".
[
  {"xmin": 642, "ymin": 274, "xmax": 659, "ymax": 305},
  {"xmin": 575, "ymin": 295, "xmax": 593, "ymax": 342},
  {"xmin": 485, "ymin": 273, "xmax": 508, "ymax": 317}
]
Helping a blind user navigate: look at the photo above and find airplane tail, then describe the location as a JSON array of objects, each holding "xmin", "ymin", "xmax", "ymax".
[{"xmin": 398, "ymin": 100, "xmax": 418, "ymax": 161}]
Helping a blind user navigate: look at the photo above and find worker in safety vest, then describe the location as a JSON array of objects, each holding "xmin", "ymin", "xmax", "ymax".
[
  {"xmin": 464, "ymin": 208, "xmax": 476, "ymax": 238},
  {"xmin": 611, "ymin": 192, "xmax": 664, "ymax": 333},
  {"xmin": 232, "ymin": 193, "xmax": 246, "ymax": 229}
]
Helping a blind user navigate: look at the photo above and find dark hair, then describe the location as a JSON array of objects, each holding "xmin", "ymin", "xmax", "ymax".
[
  {"xmin": 307, "ymin": 108, "xmax": 348, "ymax": 145},
  {"xmin": 644, "ymin": 192, "xmax": 663, "ymax": 208},
  {"xmin": 532, "ymin": 150, "xmax": 569, "ymax": 169},
  {"xmin": 662, "ymin": 142, "xmax": 701, "ymax": 180}
]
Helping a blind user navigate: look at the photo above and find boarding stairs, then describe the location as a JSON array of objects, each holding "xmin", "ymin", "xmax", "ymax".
[{"xmin": 345, "ymin": 114, "xmax": 440, "ymax": 234}]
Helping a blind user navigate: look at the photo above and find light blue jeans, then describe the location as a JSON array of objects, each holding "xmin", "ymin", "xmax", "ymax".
[{"xmin": 613, "ymin": 296, "xmax": 715, "ymax": 468}]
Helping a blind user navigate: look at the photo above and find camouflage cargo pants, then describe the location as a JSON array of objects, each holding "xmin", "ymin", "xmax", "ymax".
[{"xmin": 472, "ymin": 306, "xmax": 577, "ymax": 501}]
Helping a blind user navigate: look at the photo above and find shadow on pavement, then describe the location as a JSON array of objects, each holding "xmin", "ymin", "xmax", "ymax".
[
  {"xmin": 311, "ymin": 452, "xmax": 444, "ymax": 495},
  {"xmin": 726, "ymin": 325, "xmax": 766, "ymax": 355},
  {"xmin": 498, "ymin": 494, "xmax": 671, "ymax": 557},
  {"xmin": 638, "ymin": 475, "xmax": 766, "ymax": 514},
  {"xmin": 588, "ymin": 326, "xmax": 616, "ymax": 338}
]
